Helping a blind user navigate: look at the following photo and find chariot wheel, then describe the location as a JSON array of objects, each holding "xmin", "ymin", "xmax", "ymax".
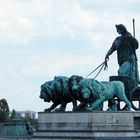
[{"xmin": 129, "ymin": 86, "xmax": 140, "ymax": 111}]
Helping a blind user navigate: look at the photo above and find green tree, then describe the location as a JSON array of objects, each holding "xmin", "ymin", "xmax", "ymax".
[
  {"xmin": 10, "ymin": 109, "xmax": 16, "ymax": 119},
  {"xmin": 0, "ymin": 99, "xmax": 10, "ymax": 122}
]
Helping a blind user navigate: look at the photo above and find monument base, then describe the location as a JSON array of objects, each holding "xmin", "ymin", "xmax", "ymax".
[{"xmin": 32, "ymin": 111, "xmax": 140, "ymax": 140}]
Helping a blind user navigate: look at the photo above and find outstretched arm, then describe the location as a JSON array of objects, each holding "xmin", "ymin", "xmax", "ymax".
[
  {"xmin": 105, "ymin": 47, "xmax": 115, "ymax": 60},
  {"xmin": 105, "ymin": 38, "xmax": 118, "ymax": 60}
]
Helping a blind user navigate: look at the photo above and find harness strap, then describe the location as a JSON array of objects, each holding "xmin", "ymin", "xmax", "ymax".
[{"xmin": 85, "ymin": 60, "xmax": 108, "ymax": 79}]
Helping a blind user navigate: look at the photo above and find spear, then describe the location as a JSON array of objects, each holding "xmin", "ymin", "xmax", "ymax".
[
  {"xmin": 132, "ymin": 18, "xmax": 139, "ymax": 85},
  {"xmin": 133, "ymin": 18, "xmax": 135, "ymax": 38}
]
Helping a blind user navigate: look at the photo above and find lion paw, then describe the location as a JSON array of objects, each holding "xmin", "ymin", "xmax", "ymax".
[
  {"xmin": 54, "ymin": 108, "xmax": 65, "ymax": 112},
  {"xmin": 44, "ymin": 108, "xmax": 51, "ymax": 112},
  {"xmin": 86, "ymin": 107, "xmax": 93, "ymax": 112}
]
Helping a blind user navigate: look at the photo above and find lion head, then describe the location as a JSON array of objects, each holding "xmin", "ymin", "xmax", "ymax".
[
  {"xmin": 78, "ymin": 79, "xmax": 101, "ymax": 103},
  {"xmin": 40, "ymin": 81, "xmax": 53, "ymax": 102},
  {"xmin": 69, "ymin": 75, "xmax": 83, "ymax": 98}
]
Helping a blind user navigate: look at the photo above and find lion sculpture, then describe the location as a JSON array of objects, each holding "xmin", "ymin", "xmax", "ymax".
[
  {"xmin": 72, "ymin": 78, "xmax": 131, "ymax": 111},
  {"xmin": 69, "ymin": 75, "xmax": 103, "ymax": 111},
  {"xmin": 40, "ymin": 76, "xmax": 77, "ymax": 112},
  {"xmin": 40, "ymin": 75, "xmax": 131, "ymax": 112}
]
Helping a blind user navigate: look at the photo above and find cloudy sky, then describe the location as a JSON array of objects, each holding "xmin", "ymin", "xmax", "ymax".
[{"xmin": 0, "ymin": 0, "xmax": 140, "ymax": 112}]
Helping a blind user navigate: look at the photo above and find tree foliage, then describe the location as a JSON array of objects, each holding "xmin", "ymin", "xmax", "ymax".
[
  {"xmin": 0, "ymin": 98, "xmax": 10, "ymax": 122},
  {"xmin": 10, "ymin": 109, "xmax": 16, "ymax": 120}
]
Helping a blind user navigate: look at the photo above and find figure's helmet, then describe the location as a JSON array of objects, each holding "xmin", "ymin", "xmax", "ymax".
[{"xmin": 115, "ymin": 24, "xmax": 127, "ymax": 34}]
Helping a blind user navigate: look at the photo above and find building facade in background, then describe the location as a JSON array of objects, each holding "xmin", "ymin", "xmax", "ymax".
[{"xmin": 15, "ymin": 110, "xmax": 36, "ymax": 119}]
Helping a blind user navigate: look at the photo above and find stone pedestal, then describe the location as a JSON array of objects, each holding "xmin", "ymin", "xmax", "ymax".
[{"xmin": 32, "ymin": 111, "xmax": 140, "ymax": 140}]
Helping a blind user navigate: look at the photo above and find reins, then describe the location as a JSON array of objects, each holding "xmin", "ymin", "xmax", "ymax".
[{"xmin": 85, "ymin": 59, "xmax": 108, "ymax": 79}]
